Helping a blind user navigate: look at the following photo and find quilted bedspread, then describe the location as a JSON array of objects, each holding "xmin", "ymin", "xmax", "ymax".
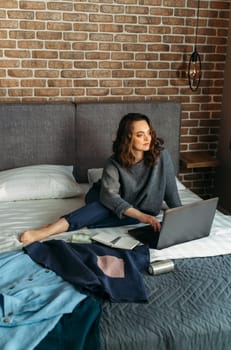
[{"xmin": 100, "ymin": 254, "xmax": 231, "ymax": 350}]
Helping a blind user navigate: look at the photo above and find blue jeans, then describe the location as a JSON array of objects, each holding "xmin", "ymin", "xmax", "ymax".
[{"xmin": 63, "ymin": 183, "xmax": 139, "ymax": 231}]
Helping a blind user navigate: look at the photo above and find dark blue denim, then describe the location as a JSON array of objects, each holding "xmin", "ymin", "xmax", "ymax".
[
  {"xmin": 24, "ymin": 240, "xmax": 150, "ymax": 302},
  {"xmin": 63, "ymin": 182, "xmax": 139, "ymax": 231}
]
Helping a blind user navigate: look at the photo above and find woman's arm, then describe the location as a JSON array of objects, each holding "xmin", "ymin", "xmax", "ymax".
[
  {"xmin": 99, "ymin": 159, "xmax": 133, "ymax": 218},
  {"xmin": 124, "ymin": 207, "xmax": 161, "ymax": 231},
  {"xmin": 163, "ymin": 150, "xmax": 182, "ymax": 208}
]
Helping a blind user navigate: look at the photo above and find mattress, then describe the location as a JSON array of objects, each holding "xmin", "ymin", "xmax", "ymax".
[
  {"xmin": 100, "ymin": 254, "xmax": 231, "ymax": 350},
  {"xmin": 0, "ymin": 184, "xmax": 89, "ymax": 253},
  {"xmin": 0, "ymin": 184, "xmax": 231, "ymax": 350},
  {"xmin": 99, "ymin": 189, "xmax": 231, "ymax": 350},
  {"xmin": 0, "ymin": 184, "xmax": 231, "ymax": 257}
]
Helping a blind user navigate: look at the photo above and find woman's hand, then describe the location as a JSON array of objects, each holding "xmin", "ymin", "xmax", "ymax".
[
  {"xmin": 124, "ymin": 207, "xmax": 161, "ymax": 231},
  {"xmin": 139, "ymin": 213, "xmax": 161, "ymax": 231}
]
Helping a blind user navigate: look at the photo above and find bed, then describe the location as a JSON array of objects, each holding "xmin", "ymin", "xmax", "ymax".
[{"xmin": 0, "ymin": 102, "xmax": 231, "ymax": 350}]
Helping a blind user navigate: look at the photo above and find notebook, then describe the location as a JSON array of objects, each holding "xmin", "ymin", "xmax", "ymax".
[
  {"xmin": 73, "ymin": 227, "xmax": 141, "ymax": 250},
  {"xmin": 128, "ymin": 197, "xmax": 218, "ymax": 249}
]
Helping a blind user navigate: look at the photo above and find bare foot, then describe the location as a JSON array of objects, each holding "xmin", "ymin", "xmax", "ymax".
[
  {"xmin": 19, "ymin": 227, "xmax": 53, "ymax": 244},
  {"xmin": 19, "ymin": 218, "xmax": 69, "ymax": 244}
]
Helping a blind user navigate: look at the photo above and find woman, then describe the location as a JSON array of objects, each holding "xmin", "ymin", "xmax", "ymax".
[{"xmin": 19, "ymin": 113, "xmax": 181, "ymax": 244}]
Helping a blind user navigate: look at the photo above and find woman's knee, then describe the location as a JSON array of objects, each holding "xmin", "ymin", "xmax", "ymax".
[{"xmin": 85, "ymin": 182, "xmax": 100, "ymax": 204}]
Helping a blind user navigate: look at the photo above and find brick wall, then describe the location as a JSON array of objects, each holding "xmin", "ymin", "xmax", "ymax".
[{"xmin": 0, "ymin": 0, "xmax": 230, "ymax": 197}]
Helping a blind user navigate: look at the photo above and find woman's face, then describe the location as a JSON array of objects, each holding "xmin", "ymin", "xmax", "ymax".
[{"xmin": 130, "ymin": 120, "xmax": 152, "ymax": 153}]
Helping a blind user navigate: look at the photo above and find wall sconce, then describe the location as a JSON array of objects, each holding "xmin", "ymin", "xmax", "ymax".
[{"xmin": 188, "ymin": 0, "xmax": 202, "ymax": 91}]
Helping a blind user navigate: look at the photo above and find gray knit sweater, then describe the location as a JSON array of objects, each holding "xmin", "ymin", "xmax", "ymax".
[{"xmin": 99, "ymin": 149, "xmax": 182, "ymax": 219}]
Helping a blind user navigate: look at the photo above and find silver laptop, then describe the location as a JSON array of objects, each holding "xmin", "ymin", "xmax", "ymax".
[{"xmin": 128, "ymin": 197, "xmax": 218, "ymax": 249}]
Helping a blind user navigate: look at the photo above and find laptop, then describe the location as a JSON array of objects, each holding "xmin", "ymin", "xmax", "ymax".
[{"xmin": 128, "ymin": 197, "xmax": 218, "ymax": 249}]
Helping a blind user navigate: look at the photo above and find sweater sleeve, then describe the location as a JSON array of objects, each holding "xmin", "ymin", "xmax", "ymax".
[
  {"xmin": 163, "ymin": 150, "xmax": 182, "ymax": 208},
  {"xmin": 99, "ymin": 159, "xmax": 132, "ymax": 218}
]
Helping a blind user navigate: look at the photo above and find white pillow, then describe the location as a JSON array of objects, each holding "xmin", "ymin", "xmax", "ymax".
[
  {"xmin": 175, "ymin": 177, "xmax": 186, "ymax": 190},
  {"xmin": 87, "ymin": 168, "xmax": 103, "ymax": 185},
  {"xmin": 88, "ymin": 168, "xmax": 186, "ymax": 190},
  {"xmin": 0, "ymin": 165, "xmax": 82, "ymax": 201}
]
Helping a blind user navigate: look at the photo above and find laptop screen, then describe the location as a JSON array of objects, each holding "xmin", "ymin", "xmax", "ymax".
[{"xmin": 128, "ymin": 225, "xmax": 160, "ymax": 249}]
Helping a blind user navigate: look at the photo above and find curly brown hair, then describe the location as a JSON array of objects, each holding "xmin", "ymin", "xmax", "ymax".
[{"xmin": 113, "ymin": 113, "xmax": 164, "ymax": 167}]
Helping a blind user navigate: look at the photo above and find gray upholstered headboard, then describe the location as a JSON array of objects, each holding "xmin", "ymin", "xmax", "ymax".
[
  {"xmin": 0, "ymin": 102, "xmax": 181, "ymax": 183},
  {"xmin": 0, "ymin": 103, "xmax": 76, "ymax": 169}
]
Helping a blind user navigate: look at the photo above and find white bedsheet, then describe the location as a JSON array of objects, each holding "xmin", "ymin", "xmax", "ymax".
[
  {"xmin": 0, "ymin": 184, "xmax": 89, "ymax": 253},
  {"xmin": 0, "ymin": 185, "xmax": 230, "ymax": 260}
]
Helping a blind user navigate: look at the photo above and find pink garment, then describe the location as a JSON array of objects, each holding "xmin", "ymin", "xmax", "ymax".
[{"xmin": 97, "ymin": 255, "xmax": 125, "ymax": 278}]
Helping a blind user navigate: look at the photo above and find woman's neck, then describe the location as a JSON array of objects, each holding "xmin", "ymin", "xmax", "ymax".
[{"xmin": 133, "ymin": 151, "xmax": 144, "ymax": 163}]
